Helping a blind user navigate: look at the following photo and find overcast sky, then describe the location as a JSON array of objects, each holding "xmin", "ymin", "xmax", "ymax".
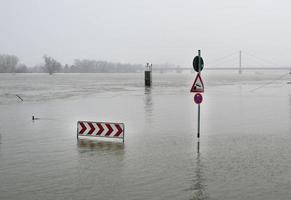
[{"xmin": 1, "ymin": 0, "xmax": 291, "ymax": 67}]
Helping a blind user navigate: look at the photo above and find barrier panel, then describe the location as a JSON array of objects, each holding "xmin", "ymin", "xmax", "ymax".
[{"xmin": 77, "ymin": 121, "xmax": 124, "ymax": 142}]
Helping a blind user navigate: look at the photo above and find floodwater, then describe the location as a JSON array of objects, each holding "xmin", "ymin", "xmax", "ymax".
[{"xmin": 0, "ymin": 71, "xmax": 290, "ymax": 200}]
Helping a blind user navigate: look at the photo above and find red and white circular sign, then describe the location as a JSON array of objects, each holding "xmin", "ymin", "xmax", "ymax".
[{"xmin": 194, "ymin": 93, "xmax": 203, "ymax": 104}]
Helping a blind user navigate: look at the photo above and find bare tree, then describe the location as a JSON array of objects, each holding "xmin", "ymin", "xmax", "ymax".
[
  {"xmin": 0, "ymin": 54, "xmax": 19, "ymax": 73},
  {"xmin": 43, "ymin": 55, "xmax": 62, "ymax": 75}
]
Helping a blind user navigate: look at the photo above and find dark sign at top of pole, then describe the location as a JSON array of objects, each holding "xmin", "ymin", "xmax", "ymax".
[{"xmin": 193, "ymin": 56, "xmax": 204, "ymax": 72}]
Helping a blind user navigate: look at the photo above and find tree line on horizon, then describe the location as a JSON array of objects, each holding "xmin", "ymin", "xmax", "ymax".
[{"xmin": 0, "ymin": 54, "xmax": 144, "ymax": 74}]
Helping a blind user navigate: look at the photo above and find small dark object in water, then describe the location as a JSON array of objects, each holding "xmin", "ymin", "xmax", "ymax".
[
  {"xmin": 32, "ymin": 116, "xmax": 40, "ymax": 120},
  {"xmin": 16, "ymin": 95, "xmax": 23, "ymax": 101}
]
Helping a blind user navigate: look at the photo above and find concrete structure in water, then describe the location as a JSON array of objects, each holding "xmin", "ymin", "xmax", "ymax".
[{"xmin": 145, "ymin": 63, "xmax": 152, "ymax": 87}]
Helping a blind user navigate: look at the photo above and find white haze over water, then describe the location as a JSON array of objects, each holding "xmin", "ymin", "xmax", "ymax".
[
  {"xmin": 0, "ymin": 71, "xmax": 289, "ymax": 104},
  {"xmin": 1, "ymin": 0, "xmax": 291, "ymax": 67}
]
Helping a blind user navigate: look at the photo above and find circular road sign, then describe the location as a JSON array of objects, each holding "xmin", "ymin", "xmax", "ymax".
[
  {"xmin": 193, "ymin": 56, "xmax": 204, "ymax": 72},
  {"xmin": 194, "ymin": 93, "xmax": 203, "ymax": 104}
]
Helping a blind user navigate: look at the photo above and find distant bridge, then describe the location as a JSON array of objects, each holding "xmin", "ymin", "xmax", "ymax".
[
  {"xmin": 152, "ymin": 67, "xmax": 291, "ymax": 72},
  {"xmin": 150, "ymin": 51, "xmax": 291, "ymax": 73},
  {"xmin": 152, "ymin": 67, "xmax": 291, "ymax": 74}
]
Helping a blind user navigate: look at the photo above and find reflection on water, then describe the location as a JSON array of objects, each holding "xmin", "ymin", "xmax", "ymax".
[
  {"xmin": 197, "ymin": 140, "xmax": 200, "ymax": 154},
  {"xmin": 77, "ymin": 138, "xmax": 125, "ymax": 154},
  {"xmin": 0, "ymin": 134, "xmax": 1, "ymax": 152},
  {"xmin": 144, "ymin": 87, "xmax": 153, "ymax": 122},
  {"xmin": 289, "ymin": 95, "xmax": 291, "ymax": 132},
  {"xmin": 190, "ymin": 142, "xmax": 208, "ymax": 200}
]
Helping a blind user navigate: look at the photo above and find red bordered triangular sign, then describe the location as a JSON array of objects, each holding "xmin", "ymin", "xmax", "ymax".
[{"xmin": 190, "ymin": 73, "xmax": 204, "ymax": 93}]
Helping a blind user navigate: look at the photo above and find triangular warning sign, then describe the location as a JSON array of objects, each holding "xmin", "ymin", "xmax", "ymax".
[{"xmin": 190, "ymin": 73, "xmax": 204, "ymax": 93}]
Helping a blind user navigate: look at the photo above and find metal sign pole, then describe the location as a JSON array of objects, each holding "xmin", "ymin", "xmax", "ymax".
[
  {"xmin": 197, "ymin": 104, "xmax": 200, "ymax": 138},
  {"xmin": 197, "ymin": 50, "xmax": 201, "ymax": 139}
]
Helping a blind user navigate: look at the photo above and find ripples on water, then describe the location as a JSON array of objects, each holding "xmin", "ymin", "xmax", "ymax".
[{"xmin": 0, "ymin": 71, "xmax": 290, "ymax": 200}]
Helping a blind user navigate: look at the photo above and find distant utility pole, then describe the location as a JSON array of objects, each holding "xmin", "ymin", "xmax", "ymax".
[{"xmin": 239, "ymin": 50, "xmax": 242, "ymax": 74}]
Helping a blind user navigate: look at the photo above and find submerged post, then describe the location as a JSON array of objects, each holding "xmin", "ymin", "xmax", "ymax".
[{"xmin": 145, "ymin": 63, "xmax": 152, "ymax": 87}]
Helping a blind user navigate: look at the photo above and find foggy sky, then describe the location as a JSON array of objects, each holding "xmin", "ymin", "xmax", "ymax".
[{"xmin": 1, "ymin": 0, "xmax": 291, "ymax": 67}]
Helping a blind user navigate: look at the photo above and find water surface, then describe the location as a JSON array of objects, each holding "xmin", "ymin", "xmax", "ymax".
[{"xmin": 0, "ymin": 71, "xmax": 290, "ymax": 200}]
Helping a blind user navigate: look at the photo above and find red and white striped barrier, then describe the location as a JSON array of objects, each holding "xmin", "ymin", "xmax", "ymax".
[{"xmin": 77, "ymin": 121, "xmax": 125, "ymax": 142}]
